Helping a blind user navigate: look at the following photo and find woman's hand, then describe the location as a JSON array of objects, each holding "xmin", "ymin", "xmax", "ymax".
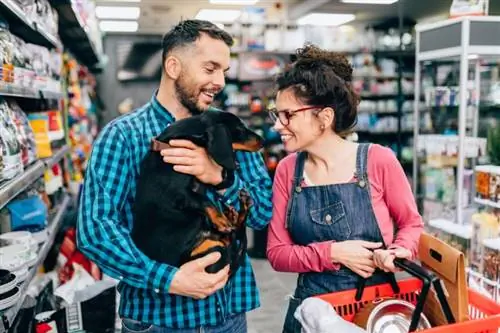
[
  {"xmin": 373, "ymin": 247, "xmax": 412, "ymax": 273},
  {"xmin": 330, "ymin": 241, "xmax": 382, "ymax": 278}
]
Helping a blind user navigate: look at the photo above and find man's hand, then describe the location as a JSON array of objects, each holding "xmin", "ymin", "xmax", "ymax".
[
  {"xmin": 331, "ymin": 240, "xmax": 382, "ymax": 278},
  {"xmin": 161, "ymin": 140, "xmax": 223, "ymax": 185},
  {"xmin": 169, "ymin": 252, "xmax": 230, "ymax": 299}
]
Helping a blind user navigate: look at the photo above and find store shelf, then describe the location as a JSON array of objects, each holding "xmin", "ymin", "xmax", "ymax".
[
  {"xmin": 0, "ymin": 161, "xmax": 44, "ymax": 211},
  {"xmin": 0, "ymin": 145, "xmax": 70, "ymax": 210},
  {"xmin": 0, "ymin": 84, "xmax": 63, "ymax": 100},
  {"xmin": 44, "ymin": 145, "xmax": 70, "ymax": 169},
  {"xmin": 474, "ymin": 198, "xmax": 500, "ymax": 209},
  {"xmin": 428, "ymin": 218, "xmax": 473, "ymax": 239},
  {"xmin": 0, "ymin": 0, "xmax": 61, "ymax": 49},
  {"xmin": 0, "ymin": 193, "xmax": 71, "ymax": 330},
  {"xmin": 483, "ymin": 238, "xmax": 500, "ymax": 251},
  {"xmin": 49, "ymin": 0, "xmax": 102, "ymax": 71}
]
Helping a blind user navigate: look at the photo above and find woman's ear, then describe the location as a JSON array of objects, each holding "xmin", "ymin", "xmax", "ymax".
[
  {"xmin": 164, "ymin": 56, "xmax": 182, "ymax": 80},
  {"xmin": 319, "ymin": 107, "xmax": 335, "ymax": 129}
]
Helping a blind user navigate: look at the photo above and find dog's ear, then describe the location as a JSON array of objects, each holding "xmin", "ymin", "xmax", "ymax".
[{"xmin": 206, "ymin": 124, "xmax": 236, "ymax": 170}]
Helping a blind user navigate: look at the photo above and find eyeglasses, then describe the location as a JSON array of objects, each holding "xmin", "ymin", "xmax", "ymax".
[{"xmin": 267, "ymin": 106, "xmax": 324, "ymax": 126}]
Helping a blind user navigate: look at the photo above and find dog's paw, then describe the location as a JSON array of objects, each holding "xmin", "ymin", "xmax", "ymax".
[
  {"xmin": 223, "ymin": 205, "xmax": 239, "ymax": 225},
  {"xmin": 238, "ymin": 189, "xmax": 253, "ymax": 208}
]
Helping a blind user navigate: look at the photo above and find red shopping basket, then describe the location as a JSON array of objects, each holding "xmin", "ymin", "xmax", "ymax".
[{"xmin": 316, "ymin": 275, "xmax": 500, "ymax": 333}]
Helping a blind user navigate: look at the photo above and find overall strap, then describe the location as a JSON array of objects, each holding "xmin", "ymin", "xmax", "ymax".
[
  {"xmin": 354, "ymin": 143, "xmax": 371, "ymax": 188},
  {"xmin": 285, "ymin": 152, "xmax": 306, "ymax": 229}
]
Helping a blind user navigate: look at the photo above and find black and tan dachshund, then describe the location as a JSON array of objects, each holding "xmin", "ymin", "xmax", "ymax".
[{"xmin": 131, "ymin": 110, "xmax": 263, "ymax": 275}]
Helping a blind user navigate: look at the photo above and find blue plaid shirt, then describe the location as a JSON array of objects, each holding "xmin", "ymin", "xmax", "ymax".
[{"xmin": 76, "ymin": 92, "xmax": 273, "ymax": 329}]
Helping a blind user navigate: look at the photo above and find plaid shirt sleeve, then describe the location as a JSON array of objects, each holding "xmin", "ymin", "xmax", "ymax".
[
  {"xmin": 216, "ymin": 151, "xmax": 272, "ymax": 230},
  {"xmin": 77, "ymin": 123, "xmax": 178, "ymax": 292}
]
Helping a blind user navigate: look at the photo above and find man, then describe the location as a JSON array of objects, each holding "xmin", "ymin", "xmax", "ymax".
[{"xmin": 77, "ymin": 20, "xmax": 273, "ymax": 333}]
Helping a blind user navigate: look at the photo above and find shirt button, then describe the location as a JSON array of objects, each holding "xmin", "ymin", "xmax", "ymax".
[
  {"xmin": 226, "ymin": 200, "xmax": 231, "ymax": 205},
  {"xmin": 325, "ymin": 214, "xmax": 332, "ymax": 224},
  {"xmin": 155, "ymin": 288, "xmax": 160, "ymax": 293},
  {"xmin": 119, "ymin": 276, "xmax": 123, "ymax": 280}
]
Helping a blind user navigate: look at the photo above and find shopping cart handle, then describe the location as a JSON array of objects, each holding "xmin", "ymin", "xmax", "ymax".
[{"xmin": 394, "ymin": 258, "xmax": 437, "ymax": 281}]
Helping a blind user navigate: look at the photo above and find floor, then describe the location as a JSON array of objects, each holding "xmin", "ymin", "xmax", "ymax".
[{"xmin": 246, "ymin": 258, "xmax": 297, "ymax": 333}]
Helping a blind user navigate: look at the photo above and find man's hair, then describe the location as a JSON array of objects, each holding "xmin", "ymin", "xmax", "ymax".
[{"xmin": 162, "ymin": 20, "xmax": 234, "ymax": 65}]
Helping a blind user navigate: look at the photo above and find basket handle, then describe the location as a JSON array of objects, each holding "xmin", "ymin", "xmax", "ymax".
[
  {"xmin": 355, "ymin": 258, "xmax": 456, "ymax": 332},
  {"xmin": 394, "ymin": 258, "xmax": 456, "ymax": 331}
]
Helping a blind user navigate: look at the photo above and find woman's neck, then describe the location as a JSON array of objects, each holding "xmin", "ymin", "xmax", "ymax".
[{"xmin": 305, "ymin": 133, "xmax": 354, "ymax": 171}]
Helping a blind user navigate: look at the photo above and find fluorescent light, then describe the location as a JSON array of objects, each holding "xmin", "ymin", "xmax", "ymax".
[
  {"xmin": 209, "ymin": 0, "xmax": 258, "ymax": 4},
  {"xmin": 297, "ymin": 13, "xmax": 355, "ymax": 26},
  {"xmin": 195, "ymin": 9, "xmax": 241, "ymax": 23},
  {"xmin": 99, "ymin": 20, "xmax": 138, "ymax": 32},
  {"xmin": 341, "ymin": 0, "xmax": 398, "ymax": 4},
  {"xmin": 96, "ymin": 6, "xmax": 140, "ymax": 20}
]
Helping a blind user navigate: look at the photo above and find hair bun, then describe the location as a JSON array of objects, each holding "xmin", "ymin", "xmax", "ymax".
[{"xmin": 295, "ymin": 44, "xmax": 353, "ymax": 82}]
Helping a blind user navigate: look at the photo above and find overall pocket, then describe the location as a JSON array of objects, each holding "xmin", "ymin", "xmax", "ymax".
[{"xmin": 309, "ymin": 201, "xmax": 351, "ymax": 241}]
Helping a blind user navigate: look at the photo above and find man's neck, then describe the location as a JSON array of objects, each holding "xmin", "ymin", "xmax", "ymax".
[{"xmin": 156, "ymin": 79, "xmax": 191, "ymax": 120}]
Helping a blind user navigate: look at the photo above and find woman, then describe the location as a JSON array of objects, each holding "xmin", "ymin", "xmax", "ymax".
[{"xmin": 266, "ymin": 45, "xmax": 424, "ymax": 333}]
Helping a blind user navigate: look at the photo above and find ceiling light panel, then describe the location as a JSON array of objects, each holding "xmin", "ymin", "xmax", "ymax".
[
  {"xmin": 341, "ymin": 0, "xmax": 398, "ymax": 4},
  {"xmin": 297, "ymin": 13, "xmax": 356, "ymax": 27},
  {"xmin": 195, "ymin": 9, "xmax": 241, "ymax": 23},
  {"xmin": 209, "ymin": 0, "xmax": 259, "ymax": 4},
  {"xmin": 96, "ymin": 6, "xmax": 141, "ymax": 20},
  {"xmin": 99, "ymin": 20, "xmax": 139, "ymax": 32},
  {"xmin": 97, "ymin": 0, "xmax": 141, "ymax": 2}
]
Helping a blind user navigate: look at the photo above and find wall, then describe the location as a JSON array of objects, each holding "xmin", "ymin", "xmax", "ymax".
[{"xmin": 97, "ymin": 34, "xmax": 162, "ymax": 127}]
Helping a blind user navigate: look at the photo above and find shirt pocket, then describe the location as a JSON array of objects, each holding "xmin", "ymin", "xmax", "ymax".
[{"xmin": 309, "ymin": 201, "xmax": 351, "ymax": 241}]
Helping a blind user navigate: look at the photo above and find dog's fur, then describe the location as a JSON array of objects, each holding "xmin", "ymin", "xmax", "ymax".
[{"xmin": 131, "ymin": 110, "xmax": 263, "ymax": 275}]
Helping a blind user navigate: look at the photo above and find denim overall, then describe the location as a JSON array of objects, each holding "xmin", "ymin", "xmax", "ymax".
[{"xmin": 283, "ymin": 143, "xmax": 389, "ymax": 333}]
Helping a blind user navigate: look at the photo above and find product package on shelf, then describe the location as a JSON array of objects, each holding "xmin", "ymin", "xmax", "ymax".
[
  {"xmin": 475, "ymin": 165, "xmax": 500, "ymax": 204},
  {"xmin": 7, "ymin": 99, "xmax": 38, "ymax": 167},
  {"xmin": 28, "ymin": 109, "xmax": 66, "ymax": 159},
  {"xmin": 14, "ymin": 0, "xmax": 59, "ymax": 40},
  {"xmin": 0, "ymin": 15, "xmax": 62, "ymax": 94},
  {"xmin": 0, "ymin": 98, "xmax": 23, "ymax": 182}
]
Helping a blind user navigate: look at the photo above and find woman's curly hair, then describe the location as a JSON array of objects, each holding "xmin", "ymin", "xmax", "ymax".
[{"xmin": 276, "ymin": 44, "xmax": 359, "ymax": 135}]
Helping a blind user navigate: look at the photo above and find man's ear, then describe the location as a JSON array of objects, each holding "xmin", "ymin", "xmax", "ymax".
[
  {"xmin": 206, "ymin": 124, "xmax": 236, "ymax": 170},
  {"xmin": 164, "ymin": 55, "xmax": 182, "ymax": 80}
]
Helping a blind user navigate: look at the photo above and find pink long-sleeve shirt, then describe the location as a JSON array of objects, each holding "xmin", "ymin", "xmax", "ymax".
[{"xmin": 266, "ymin": 144, "xmax": 424, "ymax": 273}]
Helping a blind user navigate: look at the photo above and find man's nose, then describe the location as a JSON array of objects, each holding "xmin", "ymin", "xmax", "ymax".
[{"xmin": 213, "ymin": 70, "xmax": 225, "ymax": 88}]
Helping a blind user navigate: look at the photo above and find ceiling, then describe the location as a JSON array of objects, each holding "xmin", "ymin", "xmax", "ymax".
[{"xmin": 94, "ymin": 0, "xmax": 500, "ymax": 35}]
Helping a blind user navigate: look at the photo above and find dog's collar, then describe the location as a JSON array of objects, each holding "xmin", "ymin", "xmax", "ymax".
[{"xmin": 151, "ymin": 139, "xmax": 171, "ymax": 152}]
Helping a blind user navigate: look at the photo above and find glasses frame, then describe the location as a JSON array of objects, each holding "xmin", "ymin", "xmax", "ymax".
[{"xmin": 268, "ymin": 105, "xmax": 325, "ymax": 126}]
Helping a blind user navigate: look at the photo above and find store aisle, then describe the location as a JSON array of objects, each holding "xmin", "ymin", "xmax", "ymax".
[{"xmin": 247, "ymin": 259, "xmax": 297, "ymax": 333}]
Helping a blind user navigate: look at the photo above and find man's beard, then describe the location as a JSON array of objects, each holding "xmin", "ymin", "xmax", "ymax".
[{"xmin": 174, "ymin": 74, "xmax": 204, "ymax": 116}]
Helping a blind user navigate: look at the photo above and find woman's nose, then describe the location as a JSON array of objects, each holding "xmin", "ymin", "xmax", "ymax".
[{"xmin": 272, "ymin": 118, "xmax": 284, "ymax": 131}]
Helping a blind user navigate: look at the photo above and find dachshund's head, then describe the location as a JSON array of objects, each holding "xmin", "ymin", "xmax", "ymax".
[
  {"xmin": 201, "ymin": 111, "xmax": 263, "ymax": 171},
  {"xmin": 153, "ymin": 111, "xmax": 263, "ymax": 171}
]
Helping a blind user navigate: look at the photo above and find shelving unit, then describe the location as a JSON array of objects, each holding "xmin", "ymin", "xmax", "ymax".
[
  {"xmin": 0, "ymin": 84, "xmax": 63, "ymax": 101},
  {"xmin": 0, "ymin": 193, "xmax": 71, "ymax": 331},
  {"xmin": 413, "ymin": 15, "xmax": 500, "ymax": 226},
  {"xmin": 0, "ymin": 0, "xmax": 61, "ymax": 49},
  {"xmin": 49, "ymin": 0, "xmax": 103, "ymax": 71},
  {"xmin": 0, "ymin": 145, "xmax": 70, "ymax": 210}
]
